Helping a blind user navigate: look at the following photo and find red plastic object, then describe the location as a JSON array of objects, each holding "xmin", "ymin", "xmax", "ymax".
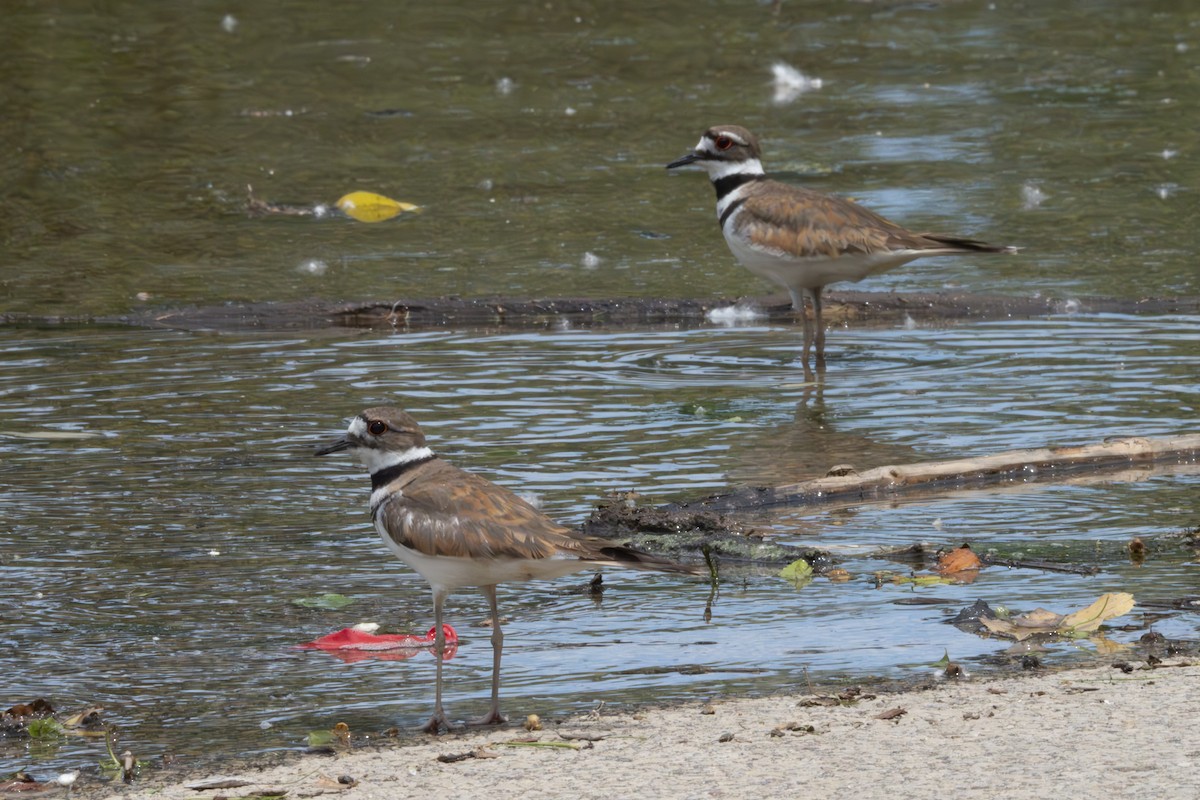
[{"xmin": 298, "ymin": 624, "xmax": 458, "ymax": 663}]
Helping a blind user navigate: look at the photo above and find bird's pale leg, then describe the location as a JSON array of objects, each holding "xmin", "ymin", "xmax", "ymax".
[
  {"xmin": 468, "ymin": 585, "xmax": 508, "ymax": 726},
  {"xmin": 810, "ymin": 286, "xmax": 826, "ymax": 363},
  {"xmin": 420, "ymin": 587, "xmax": 453, "ymax": 734},
  {"xmin": 789, "ymin": 288, "xmax": 814, "ymax": 364}
]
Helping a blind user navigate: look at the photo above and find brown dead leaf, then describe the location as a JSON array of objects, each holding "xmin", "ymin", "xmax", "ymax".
[
  {"xmin": 978, "ymin": 594, "xmax": 1134, "ymax": 640},
  {"xmin": 315, "ymin": 774, "xmax": 356, "ymax": 791},
  {"xmin": 937, "ymin": 544, "xmax": 982, "ymax": 575},
  {"xmin": 0, "ymin": 776, "xmax": 56, "ymax": 795},
  {"xmin": 436, "ymin": 751, "xmax": 475, "ymax": 764},
  {"xmin": 60, "ymin": 706, "xmax": 104, "ymax": 729},
  {"xmin": 981, "ymin": 608, "xmax": 1066, "ymax": 640},
  {"xmin": 868, "ymin": 710, "xmax": 902, "ymax": 724},
  {"xmin": 184, "ymin": 778, "xmax": 254, "ymax": 791},
  {"xmin": 1128, "ymin": 537, "xmax": 1146, "ymax": 565}
]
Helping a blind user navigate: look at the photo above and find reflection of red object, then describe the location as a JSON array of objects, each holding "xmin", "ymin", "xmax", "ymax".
[{"xmin": 298, "ymin": 625, "xmax": 458, "ymax": 663}]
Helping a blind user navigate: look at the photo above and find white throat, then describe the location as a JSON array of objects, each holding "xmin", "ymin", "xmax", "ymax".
[
  {"xmin": 705, "ymin": 157, "xmax": 764, "ymax": 181},
  {"xmin": 357, "ymin": 444, "xmax": 434, "ymax": 475}
]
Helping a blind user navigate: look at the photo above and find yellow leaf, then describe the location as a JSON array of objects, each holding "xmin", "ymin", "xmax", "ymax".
[
  {"xmin": 1060, "ymin": 592, "xmax": 1135, "ymax": 634},
  {"xmin": 336, "ymin": 191, "xmax": 419, "ymax": 223},
  {"xmin": 1090, "ymin": 634, "xmax": 1129, "ymax": 655}
]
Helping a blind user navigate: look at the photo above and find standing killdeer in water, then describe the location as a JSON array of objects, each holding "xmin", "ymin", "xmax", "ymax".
[
  {"xmin": 315, "ymin": 407, "xmax": 701, "ymax": 734},
  {"xmin": 667, "ymin": 125, "xmax": 1016, "ymax": 364}
]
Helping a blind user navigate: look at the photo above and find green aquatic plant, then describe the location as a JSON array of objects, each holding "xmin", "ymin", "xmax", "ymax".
[{"xmin": 25, "ymin": 718, "xmax": 66, "ymax": 740}]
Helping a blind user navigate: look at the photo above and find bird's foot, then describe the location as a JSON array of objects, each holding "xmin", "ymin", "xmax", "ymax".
[
  {"xmin": 466, "ymin": 709, "xmax": 508, "ymax": 727},
  {"xmin": 420, "ymin": 712, "xmax": 455, "ymax": 735}
]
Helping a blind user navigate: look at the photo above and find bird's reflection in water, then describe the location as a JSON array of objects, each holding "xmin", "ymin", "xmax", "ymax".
[{"xmin": 724, "ymin": 377, "xmax": 921, "ymax": 489}]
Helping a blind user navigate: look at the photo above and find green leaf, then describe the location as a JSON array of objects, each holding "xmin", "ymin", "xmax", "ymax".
[
  {"xmin": 26, "ymin": 718, "xmax": 66, "ymax": 740},
  {"xmin": 307, "ymin": 730, "xmax": 334, "ymax": 747},
  {"xmin": 779, "ymin": 559, "xmax": 813, "ymax": 586},
  {"xmin": 292, "ymin": 593, "xmax": 354, "ymax": 611}
]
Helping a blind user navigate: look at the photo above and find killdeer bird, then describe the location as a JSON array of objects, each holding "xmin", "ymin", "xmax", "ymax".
[
  {"xmin": 315, "ymin": 407, "xmax": 701, "ymax": 734},
  {"xmin": 667, "ymin": 125, "xmax": 1016, "ymax": 363}
]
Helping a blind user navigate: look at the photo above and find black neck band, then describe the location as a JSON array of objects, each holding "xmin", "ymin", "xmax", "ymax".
[
  {"xmin": 370, "ymin": 454, "xmax": 437, "ymax": 490},
  {"xmin": 718, "ymin": 198, "xmax": 748, "ymax": 228},
  {"xmin": 712, "ymin": 172, "xmax": 766, "ymax": 200}
]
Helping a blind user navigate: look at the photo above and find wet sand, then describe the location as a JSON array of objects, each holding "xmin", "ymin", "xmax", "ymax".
[{"xmin": 83, "ymin": 660, "xmax": 1200, "ymax": 800}]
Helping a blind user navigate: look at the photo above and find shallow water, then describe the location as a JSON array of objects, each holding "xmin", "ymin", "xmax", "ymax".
[
  {"xmin": 2, "ymin": 0, "xmax": 1199, "ymax": 780},
  {"xmin": 3, "ymin": 317, "xmax": 1198, "ymax": 773}
]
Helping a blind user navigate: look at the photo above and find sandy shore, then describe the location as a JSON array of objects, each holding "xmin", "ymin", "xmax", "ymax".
[{"xmin": 82, "ymin": 660, "xmax": 1199, "ymax": 800}]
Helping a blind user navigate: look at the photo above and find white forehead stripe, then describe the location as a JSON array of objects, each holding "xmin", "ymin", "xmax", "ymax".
[{"xmin": 348, "ymin": 416, "xmax": 367, "ymax": 436}]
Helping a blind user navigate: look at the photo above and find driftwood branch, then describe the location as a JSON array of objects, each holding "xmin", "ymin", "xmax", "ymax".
[
  {"xmin": 662, "ymin": 434, "xmax": 1200, "ymax": 515},
  {"xmin": 584, "ymin": 435, "xmax": 1200, "ymax": 569}
]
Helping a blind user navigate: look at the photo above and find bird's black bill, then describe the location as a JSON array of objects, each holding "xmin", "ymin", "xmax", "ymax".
[
  {"xmin": 666, "ymin": 152, "xmax": 700, "ymax": 169},
  {"xmin": 315, "ymin": 436, "xmax": 356, "ymax": 456}
]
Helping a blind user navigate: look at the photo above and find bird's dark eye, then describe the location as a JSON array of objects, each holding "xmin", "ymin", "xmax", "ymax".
[
  {"xmin": 714, "ymin": 135, "xmax": 734, "ymax": 151},
  {"xmin": 367, "ymin": 420, "xmax": 388, "ymax": 436}
]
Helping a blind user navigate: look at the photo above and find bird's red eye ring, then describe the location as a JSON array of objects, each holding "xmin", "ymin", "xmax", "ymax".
[
  {"xmin": 367, "ymin": 420, "xmax": 388, "ymax": 436},
  {"xmin": 714, "ymin": 135, "xmax": 734, "ymax": 150}
]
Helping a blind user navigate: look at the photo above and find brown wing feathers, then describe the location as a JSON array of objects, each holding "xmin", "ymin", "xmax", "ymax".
[
  {"xmin": 739, "ymin": 183, "xmax": 1008, "ymax": 257},
  {"xmin": 375, "ymin": 460, "xmax": 701, "ymax": 574}
]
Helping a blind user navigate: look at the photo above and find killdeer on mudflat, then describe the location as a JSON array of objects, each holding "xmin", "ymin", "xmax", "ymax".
[
  {"xmin": 315, "ymin": 407, "xmax": 701, "ymax": 734},
  {"xmin": 667, "ymin": 125, "xmax": 1016, "ymax": 364}
]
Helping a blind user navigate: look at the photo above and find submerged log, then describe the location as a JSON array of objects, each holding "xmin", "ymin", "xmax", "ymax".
[
  {"xmin": 3, "ymin": 291, "xmax": 1197, "ymax": 332},
  {"xmin": 661, "ymin": 434, "xmax": 1200, "ymax": 515},
  {"xmin": 583, "ymin": 435, "xmax": 1200, "ymax": 548}
]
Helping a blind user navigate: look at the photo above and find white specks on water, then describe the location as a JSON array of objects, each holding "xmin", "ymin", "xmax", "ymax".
[
  {"xmin": 1176, "ymin": 42, "xmax": 1189, "ymax": 53},
  {"xmin": 581, "ymin": 251, "xmax": 603, "ymax": 269},
  {"xmin": 1021, "ymin": 182, "xmax": 1048, "ymax": 209},
  {"xmin": 208, "ymin": 549, "xmax": 221, "ymax": 556},
  {"xmin": 565, "ymin": 107, "xmax": 577, "ymax": 116},
  {"xmin": 298, "ymin": 260, "xmax": 328, "ymax": 276},
  {"xmin": 496, "ymin": 77, "xmax": 516, "ymax": 95},
  {"xmin": 312, "ymin": 204, "xmax": 329, "ymax": 218},
  {"xmin": 707, "ymin": 304, "xmax": 764, "ymax": 326},
  {"xmin": 259, "ymin": 720, "xmax": 272, "ymax": 730},
  {"xmin": 771, "ymin": 62, "xmax": 823, "ymax": 105},
  {"xmin": 351, "ymin": 622, "xmax": 380, "ymax": 633},
  {"xmin": 902, "ymin": 313, "xmax": 918, "ymax": 330},
  {"xmin": 220, "ymin": 14, "xmax": 238, "ymax": 33},
  {"xmin": 1155, "ymin": 183, "xmax": 1177, "ymax": 200},
  {"xmin": 1057, "ymin": 298, "xmax": 1082, "ymax": 314},
  {"xmin": 1161, "ymin": 148, "xmax": 1178, "ymax": 160}
]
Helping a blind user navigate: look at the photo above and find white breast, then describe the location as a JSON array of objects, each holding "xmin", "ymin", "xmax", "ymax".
[
  {"xmin": 372, "ymin": 517, "xmax": 590, "ymax": 593},
  {"xmin": 721, "ymin": 209, "xmax": 921, "ymax": 292}
]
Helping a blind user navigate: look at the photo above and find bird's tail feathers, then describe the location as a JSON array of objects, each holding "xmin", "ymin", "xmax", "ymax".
[
  {"xmin": 593, "ymin": 544, "xmax": 705, "ymax": 576},
  {"xmin": 921, "ymin": 233, "xmax": 1020, "ymax": 254}
]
